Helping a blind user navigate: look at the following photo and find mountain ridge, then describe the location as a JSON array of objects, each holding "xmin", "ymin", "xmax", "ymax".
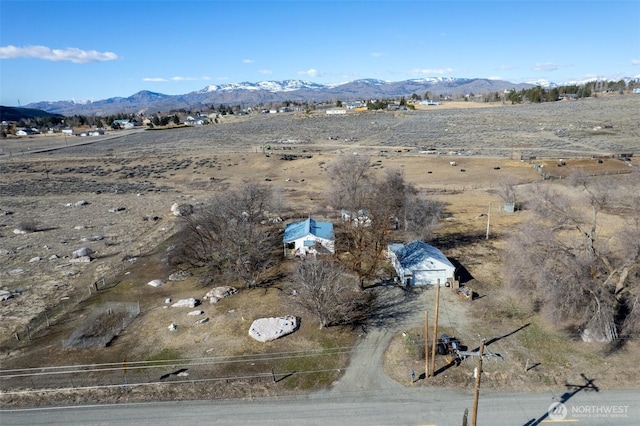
[
  {"xmin": 16, "ymin": 76, "xmax": 637, "ymax": 116},
  {"xmin": 0, "ymin": 106, "xmax": 65, "ymax": 122}
]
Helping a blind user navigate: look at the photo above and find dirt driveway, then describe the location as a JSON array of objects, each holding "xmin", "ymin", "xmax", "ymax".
[{"xmin": 332, "ymin": 284, "xmax": 471, "ymax": 393}]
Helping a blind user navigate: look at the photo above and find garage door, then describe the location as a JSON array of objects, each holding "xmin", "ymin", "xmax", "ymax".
[{"xmin": 414, "ymin": 270, "xmax": 447, "ymax": 286}]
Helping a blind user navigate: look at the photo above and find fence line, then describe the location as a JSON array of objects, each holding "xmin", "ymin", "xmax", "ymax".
[
  {"xmin": 7, "ymin": 221, "xmax": 176, "ymax": 349},
  {"xmin": 62, "ymin": 302, "xmax": 140, "ymax": 349}
]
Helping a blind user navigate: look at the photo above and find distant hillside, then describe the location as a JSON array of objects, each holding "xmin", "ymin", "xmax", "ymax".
[
  {"xmin": 24, "ymin": 78, "xmax": 536, "ymax": 116},
  {"xmin": 0, "ymin": 106, "xmax": 65, "ymax": 122}
]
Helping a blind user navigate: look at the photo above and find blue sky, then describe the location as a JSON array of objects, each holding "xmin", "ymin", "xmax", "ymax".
[{"xmin": 1, "ymin": 0, "xmax": 639, "ymax": 106}]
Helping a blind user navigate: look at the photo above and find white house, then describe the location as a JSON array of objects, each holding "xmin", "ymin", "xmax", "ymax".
[
  {"xmin": 112, "ymin": 119, "xmax": 135, "ymax": 129},
  {"xmin": 387, "ymin": 240, "xmax": 455, "ymax": 287},
  {"xmin": 185, "ymin": 116, "xmax": 208, "ymax": 126},
  {"xmin": 283, "ymin": 217, "xmax": 334, "ymax": 257}
]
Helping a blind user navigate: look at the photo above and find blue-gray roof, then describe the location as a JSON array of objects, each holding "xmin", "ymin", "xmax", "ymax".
[
  {"xmin": 283, "ymin": 218, "xmax": 334, "ymax": 242},
  {"xmin": 389, "ymin": 240, "xmax": 453, "ymax": 269}
]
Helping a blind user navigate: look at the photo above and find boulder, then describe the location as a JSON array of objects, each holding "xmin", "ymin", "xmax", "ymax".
[
  {"xmin": 187, "ymin": 310, "xmax": 204, "ymax": 316},
  {"xmin": 147, "ymin": 279, "xmax": 165, "ymax": 287},
  {"xmin": 80, "ymin": 236, "xmax": 104, "ymax": 242},
  {"xmin": 204, "ymin": 286, "xmax": 237, "ymax": 303},
  {"xmin": 168, "ymin": 270, "xmax": 191, "ymax": 281},
  {"xmin": 72, "ymin": 247, "xmax": 93, "ymax": 258},
  {"xmin": 171, "ymin": 203, "xmax": 193, "ymax": 217},
  {"xmin": 171, "ymin": 298, "xmax": 198, "ymax": 308},
  {"xmin": 249, "ymin": 316, "xmax": 298, "ymax": 342},
  {"xmin": 168, "ymin": 323, "xmax": 177, "ymax": 331},
  {"xmin": 0, "ymin": 290, "xmax": 12, "ymax": 301}
]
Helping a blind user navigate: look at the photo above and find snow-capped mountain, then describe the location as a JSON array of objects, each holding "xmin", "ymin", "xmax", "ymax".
[
  {"xmin": 19, "ymin": 76, "xmax": 610, "ymax": 116},
  {"xmin": 198, "ymin": 80, "xmax": 327, "ymax": 93},
  {"xmin": 525, "ymin": 79, "xmax": 557, "ymax": 88}
]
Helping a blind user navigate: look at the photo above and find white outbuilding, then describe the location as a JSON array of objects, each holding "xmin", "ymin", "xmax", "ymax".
[{"xmin": 387, "ymin": 240, "xmax": 455, "ymax": 287}]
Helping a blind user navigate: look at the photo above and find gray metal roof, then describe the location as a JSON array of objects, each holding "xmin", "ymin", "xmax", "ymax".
[{"xmin": 389, "ymin": 240, "xmax": 453, "ymax": 270}]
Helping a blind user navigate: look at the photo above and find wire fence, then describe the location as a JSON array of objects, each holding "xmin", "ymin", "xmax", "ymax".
[
  {"xmin": 6, "ymin": 221, "xmax": 174, "ymax": 349},
  {"xmin": 8, "ymin": 257, "xmax": 133, "ymax": 346},
  {"xmin": 0, "ymin": 346, "xmax": 353, "ymax": 393},
  {"xmin": 62, "ymin": 302, "xmax": 140, "ymax": 349}
]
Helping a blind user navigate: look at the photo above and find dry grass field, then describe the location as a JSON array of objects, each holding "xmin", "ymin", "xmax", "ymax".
[{"xmin": 0, "ymin": 95, "xmax": 639, "ymax": 406}]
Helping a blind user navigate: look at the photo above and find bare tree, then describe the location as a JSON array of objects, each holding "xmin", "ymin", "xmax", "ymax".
[
  {"xmin": 335, "ymin": 168, "xmax": 408, "ymax": 288},
  {"xmin": 287, "ymin": 258, "xmax": 377, "ymax": 328},
  {"xmin": 172, "ymin": 182, "xmax": 282, "ymax": 288},
  {"xmin": 402, "ymin": 196, "xmax": 444, "ymax": 241},
  {"xmin": 494, "ymin": 176, "xmax": 519, "ymax": 207},
  {"xmin": 329, "ymin": 163, "xmax": 443, "ymax": 287},
  {"xmin": 327, "ymin": 154, "xmax": 372, "ymax": 211},
  {"xmin": 505, "ymin": 175, "xmax": 640, "ymax": 342}
]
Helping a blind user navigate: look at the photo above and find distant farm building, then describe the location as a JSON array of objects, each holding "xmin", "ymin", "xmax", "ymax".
[
  {"xmin": 185, "ymin": 116, "xmax": 208, "ymax": 126},
  {"xmin": 112, "ymin": 119, "xmax": 134, "ymax": 129}
]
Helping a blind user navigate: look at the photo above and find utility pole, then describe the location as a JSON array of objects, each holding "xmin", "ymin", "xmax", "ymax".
[
  {"xmin": 424, "ymin": 311, "xmax": 429, "ymax": 378},
  {"xmin": 471, "ymin": 339, "xmax": 485, "ymax": 426},
  {"xmin": 430, "ymin": 280, "xmax": 441, "ymax": 376}
]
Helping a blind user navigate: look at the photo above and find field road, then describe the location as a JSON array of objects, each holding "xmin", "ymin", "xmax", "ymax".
[{"xmin": 2, "ymin": 387, "xmax": 639, "ymax": 425}]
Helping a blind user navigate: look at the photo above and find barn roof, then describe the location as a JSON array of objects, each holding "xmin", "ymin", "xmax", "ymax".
[
  {"xmin": 389, "ymin": 240, "xmax": 453, "ymax": 270},
  {"xmin": 283, "ymin": 217, "xmax": 334, "ymax": 242}
]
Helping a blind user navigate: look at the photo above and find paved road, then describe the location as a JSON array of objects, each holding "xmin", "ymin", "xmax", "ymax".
[
  {"xmin": 2, "ymin": 387, "xmax": 639, "ymax": 425},
  {"xmin": 0, "ymin": 128, "xmax": 145, "ymax": 159}
]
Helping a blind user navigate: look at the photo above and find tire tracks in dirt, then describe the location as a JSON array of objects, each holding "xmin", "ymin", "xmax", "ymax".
[{"xmin": 330, "ymin": 285, "xmax": 471, "ymax": 394}]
